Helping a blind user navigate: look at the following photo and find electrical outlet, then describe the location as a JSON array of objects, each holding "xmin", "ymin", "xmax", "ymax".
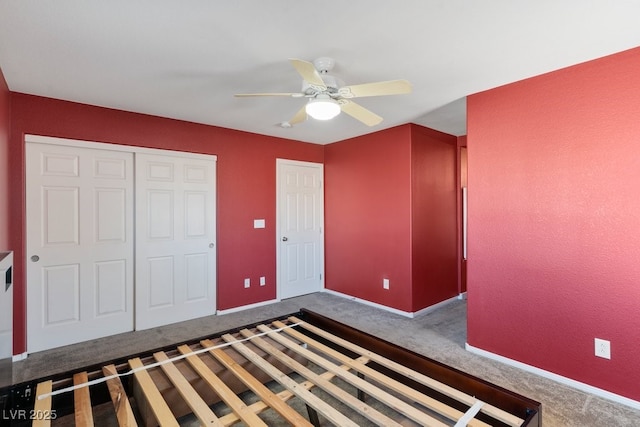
[
  {"xmin": 244, "ymin": 278, "xmax": 250, "ymax": 288},
  {"xmin": 595, "ymin": 338, "xmax": 611, "ymax": 359},
  {"xmin": 383, "ymin": 278, "xmax": 390, "ymax": 289},
  {"xmin": 260, "ymin": 276, "xmax": 266, "ymax": 286}
]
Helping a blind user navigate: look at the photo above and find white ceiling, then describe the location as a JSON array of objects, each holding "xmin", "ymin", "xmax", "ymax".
[{"xmin": 1, "ymin": 1, "xmax": 639, "ymax": 145}]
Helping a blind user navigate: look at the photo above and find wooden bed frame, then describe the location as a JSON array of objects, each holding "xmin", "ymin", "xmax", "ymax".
[{"xmin": 0, "ymin": 309, "xmax": 541, "ymax": 426}]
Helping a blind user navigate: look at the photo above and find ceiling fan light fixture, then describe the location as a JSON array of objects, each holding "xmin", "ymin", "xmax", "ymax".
[{"xmin": 305, "ymin": 96, "xmax": 341, "ymax": 120}]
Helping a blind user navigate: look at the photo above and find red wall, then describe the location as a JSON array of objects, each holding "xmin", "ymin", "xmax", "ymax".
[
  {"xmin": 9, "ymin": 93, "xmax": 323, "ymax": 354},
  {"xmin": 325, "ymin": 126, "xmax": 413, "ymax": 311},
  {"xmin": 457, "ymin": 136, "xmax": 468, "ymax": 294},
  {"xmin": 410, "ymin": 125, "xmax": 458, "ymax": 311},
  {"xmin": 324, "ymin": 124, "xmax": 458, "ymax": 313},
  {"xmin": 0, "ymin": 68, "xmax": 9, "ymax": 248},
  {"xmin": 467, "ymin": 46, "xmax": 640, "ymax": 400}
]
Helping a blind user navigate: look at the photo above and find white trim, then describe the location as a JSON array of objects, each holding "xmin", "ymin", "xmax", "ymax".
[
  {"xmin": 412, "ymin": 295, "xmax": 460, "ymax": 317},
  {"xmin": 12, "ymin": 352, "xmax": 27, "ymax": 362},
  {"xmin": 458, "ymin": 292, "xmax": 468, "ymax": 300},
  {"xmin": 216, "ymin": 299, "xmax": 280, "ymax": 316},
  {"xmin": 465, "ymin": 343, "xmax": 640, "ymax": 410},
  {"xmin": 276, "ymin": 158, "xmax": 323, "ymax": 168},
  {"xmin": 24, "ymin": 134, "xmax": 217, "ymax": 161},
  {"xmin": 322, "ymin": 289, "xmax": 415, "ymax": 317},
  {"xmin": 323, "ymin": 288, "xmax": 462, "ymax": 318}
]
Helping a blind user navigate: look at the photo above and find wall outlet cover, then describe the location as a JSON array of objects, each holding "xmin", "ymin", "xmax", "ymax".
[{"xmin": 594, "ymin": 338, "xmax": 611, "ymax": 359}]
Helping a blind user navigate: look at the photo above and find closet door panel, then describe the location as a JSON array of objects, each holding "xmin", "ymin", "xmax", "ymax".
[
  {"xmin": 26, "ymin": 143, "xmax": 134, "ymax": 353},
  {"xmin": 135, "ymin": 153, "xmax": 216, "ymax": 330}
]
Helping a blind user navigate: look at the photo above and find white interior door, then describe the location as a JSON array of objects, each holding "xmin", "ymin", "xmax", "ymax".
[
  {"xmin": 277, "ymin": 159, "xmax": 324, "ymax": 299},
  {"xmin": 26, "ymin": 143, "xmax": 134, "ymax": 353},
  {"xmin": 135, "ymin": 153, "xmax": 216, "ymax": 330}
]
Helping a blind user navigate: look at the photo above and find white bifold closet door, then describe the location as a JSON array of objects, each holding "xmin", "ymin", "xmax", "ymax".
[
  {"xmin": 26, "ymin": 138, "xmax": 217, "ymax": 353},
  {"xmin": 134, "ymin": 153, "xmax": 216, "ymax": 330},
  {"xmin": 26, "ymin": 143, "xmax": 135, "ymax": 353}
]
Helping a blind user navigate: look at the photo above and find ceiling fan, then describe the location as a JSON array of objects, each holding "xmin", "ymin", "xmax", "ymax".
[{"xmin": 234, "ymin": 57, "xmax": 412, "ymax": 127}]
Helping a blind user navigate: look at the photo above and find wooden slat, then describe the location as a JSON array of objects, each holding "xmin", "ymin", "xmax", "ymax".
[
  {"xmin": 219, "ymin": 332, "xmax": 361, "ymax": 427},
  {"xmin": 290, "ymin": 316, "xmax": 524, "ymax": 427},
  {"xmin": 102, "ymin": 364, "xmax": 138, "ymax": 427},
  {"xmin": 202, "ymin": 338, "xmax": 314, "ymax": 427},
  {"xmin": 177, "ymin": 344, "xmax": 268, "ymax": 427},
  {"xmin": 152, "ymin": 351, "xmax": 223, "ymax": 427},
  {"xmin": 32, "ymin": 380, "xmax": 52, "ymax": 427},
  {"xmin": 273, "ymin": 320, "xmax": 492, "ymax": 427},
  {"xmin": 24, "ymin": 313, "xmax": 534, "ymax": 427},
  {"xmin": 128, "ymin": 358, "xmax": 179, "ymax": 427},
  {"xmin": 73, "ymin": 372, "xmax": 94, "ymax": 427},
  {"xmin": 254, "ymin": 325, "xmax": 448, "ymax": 427},
  {"xmin": 217, "ymin": 355, "xmax": 370, "ymax": 426},
  {"xmin": 239, "ymin": 328, "xmax": 403, "ymax": 427}
]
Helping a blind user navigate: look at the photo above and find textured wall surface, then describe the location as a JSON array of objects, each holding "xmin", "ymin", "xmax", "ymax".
[
  {"xmin": 325, "ymin": 125, "xmax": 413, "ymax": 311},
  {"xmin": 0, "ymin": 68, "xmax": 9, "ymax": 248},
  {"xmin": 325, "ymin": 124, "xmax": 458, "ymax": 313},
  {"xmin": 410, "ymin": 125, "xmax": 458, "ymax": 311},
  {"xmin": 467, "ymin": 46, "xmax": 640, "ymax": 401},
  {"xmin": 8, "ymin": 93, "xmax": 323, "ymax": 353}
]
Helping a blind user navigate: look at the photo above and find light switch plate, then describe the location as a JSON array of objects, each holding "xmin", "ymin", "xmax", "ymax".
[{"xmin": 254, "ymin": 219, "xmax": 265, "ymax": 228}]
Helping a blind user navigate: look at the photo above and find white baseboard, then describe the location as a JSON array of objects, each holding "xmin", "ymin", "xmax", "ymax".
[
  {"xmin": 216, "ymin": 298, "xmax": 280, "ymax": 316},
  {"xmin": 412, "ymin": 295, "xmax": 460, "ymax": 317},
  {"xmin": 322, "ymin": 288, "xmax": 461, "ymax": 318},
  {"xmin": 458, "ymin": 292, "xmax": 468, "ymax": 300},
  {"xmin": 465, "ymin": 343, "xmax": 640, "ymax": 410},
  {"xmin": 12, "ymin": 352, "xmax": 27, "ymax": 362},
  {"xmin": 322, "ymin": 288, "xmax": 415, "ymax": 317}
]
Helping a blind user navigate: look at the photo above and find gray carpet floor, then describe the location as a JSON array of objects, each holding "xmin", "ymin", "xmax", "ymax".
[{"xmin": 9, "ymin": 292, "xmax": 640, "ymax": 426}]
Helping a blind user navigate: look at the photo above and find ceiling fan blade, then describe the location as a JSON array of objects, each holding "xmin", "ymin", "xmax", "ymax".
[
  {"xmin": 339, "ymin": 79, "xmax": 412, "ymax": 98},
  {"xmin": 289, "ymin": 59, "xmax": 326, "ymax": 89},
  {"xmin": 235, "ymin": 92, "xmax": 303, "ymax": 97},
  {"xmin": 289, "ymin": 105, "xmax": 308, "ymax": 125},
  {"xmin": 340, "ymin": 100, "xmax": 383, "ymax": 126}
]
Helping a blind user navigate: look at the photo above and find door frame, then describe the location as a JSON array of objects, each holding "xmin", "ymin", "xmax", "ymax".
[
  {"xmin": 24, "ymin": 134, "xmax": 217, "ymax": 352},
  {"xmin": 25, "ymin": 134, "xmax": 218, "ymax": 161},
  {"xmin": 275, "ymin": 159, "xmax": 325, "ymax": 300}
]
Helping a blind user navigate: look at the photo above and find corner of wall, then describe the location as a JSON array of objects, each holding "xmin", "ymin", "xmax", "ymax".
[
  {"xmin": 409, "ymin": 125, "xmax": 459, "ymax": 312},
  {"xmin": 0, "ymin": 66, "xmax": 11, "ymax": 249}
]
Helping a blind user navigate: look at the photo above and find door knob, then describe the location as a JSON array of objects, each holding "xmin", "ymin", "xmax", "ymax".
[
  {"xmin": 282, "ymin": 237, "xmax": 288, "ymax": 242},
  {"xmin": 209, "ymin": 243, "xmax": 214, "ymax": 248},
  {"xmin": 31, "ymin": 255, "xmax": 40, "ymax": 262}
]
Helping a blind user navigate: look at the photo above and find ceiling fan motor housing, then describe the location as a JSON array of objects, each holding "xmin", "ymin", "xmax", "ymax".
[
  {"xmin": 301, "ymin": 74, "xmax": 344, "ymax": 95},
  {"xmin": 313, "ymin": 57, "xmax": 335, "ymax": 73}
]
